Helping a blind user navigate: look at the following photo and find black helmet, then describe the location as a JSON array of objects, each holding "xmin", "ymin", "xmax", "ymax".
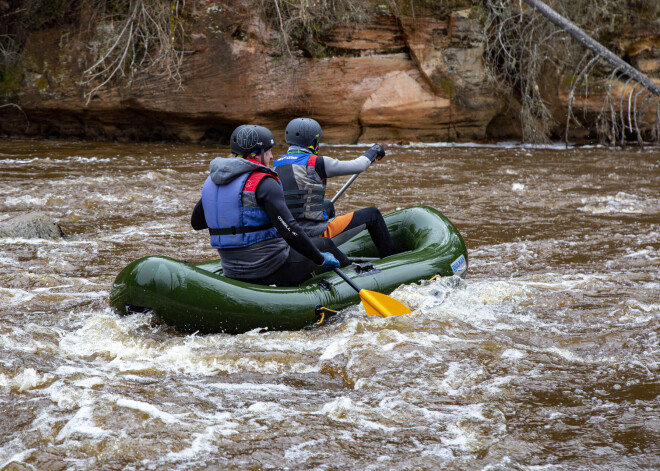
[
  {"xmin": 230, "ymin": 125, "xmax": 275, "ymax": 155},
  {"xmin": 285, "ymin": 118, "xmax": 323, "ymax": 148}
]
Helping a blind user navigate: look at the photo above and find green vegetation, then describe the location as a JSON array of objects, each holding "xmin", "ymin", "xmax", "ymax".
[
  {"xmin": 0, "ymin": 64, "xmax": 22, "ymax": 99},
  {"xmin": 0, "ymin": 0, "xmax": 71, "ymax": 101},
  {"xmin": 439, "ymin": 79, "xmax": 456, "ymax": 99}
]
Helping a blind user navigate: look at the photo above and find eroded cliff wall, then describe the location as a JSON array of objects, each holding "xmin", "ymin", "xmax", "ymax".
[{"xmin": 1, "ymin": 0, "xmax": 658, "ymax": 144}]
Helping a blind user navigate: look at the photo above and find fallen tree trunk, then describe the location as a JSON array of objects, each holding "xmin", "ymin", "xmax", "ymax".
[{"xmin": 522, "ymin": 0, "xmax": 660, "ymax": 98}]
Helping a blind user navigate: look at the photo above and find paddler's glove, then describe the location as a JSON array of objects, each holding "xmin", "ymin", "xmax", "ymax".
[
  {"xmin": 323, "ymin": 199, "xmax": 336, "ymax": 219},
  {"xmin": 364, "ymin": 144, "xmax": 386, "ymax": 163},
  {"xmin": 320, "ymin": 252, "xmax": 340, "ymax": 269}
]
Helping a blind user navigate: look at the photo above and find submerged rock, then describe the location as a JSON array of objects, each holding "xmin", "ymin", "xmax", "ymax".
[{"xmin": 0, "ymin": 212, "xmax": 64, "ymax": 239}]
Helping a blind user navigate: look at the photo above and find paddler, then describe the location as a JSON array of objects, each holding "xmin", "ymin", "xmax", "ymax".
[
  {"xmin": 191, "ymin": 124, "xmax": 349, "ymax": 286},
  {"xmin": 273, "ymin": 117, "xmax": 395, "ymax": 257}
]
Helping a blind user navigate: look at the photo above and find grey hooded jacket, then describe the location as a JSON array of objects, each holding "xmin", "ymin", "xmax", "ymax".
[{"xmin": 206, "ymin": 157, "xmax": 289, "ymax": 279}]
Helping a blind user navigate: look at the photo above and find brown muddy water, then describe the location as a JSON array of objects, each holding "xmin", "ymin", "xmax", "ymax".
[{"xmin": 0, "ymin": 138, "xmax": 658, "ymax": 470}]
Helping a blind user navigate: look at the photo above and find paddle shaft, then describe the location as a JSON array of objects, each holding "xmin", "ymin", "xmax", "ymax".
[
  {"xmin": 330, "ymin": 173, "xmax": 360, "ymax": 204},
  {"xmin": 332, "ymin": 267, "xmax": 361, "ymax": 293}
]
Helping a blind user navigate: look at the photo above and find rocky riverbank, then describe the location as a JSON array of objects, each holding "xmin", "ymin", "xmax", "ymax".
[{"xmin": 1, "ymin": 0, "xmax": 659, "ymax": 144}]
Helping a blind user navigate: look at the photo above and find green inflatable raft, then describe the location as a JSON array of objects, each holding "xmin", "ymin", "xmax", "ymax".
[{"xmin": 109, "ymin": 206, "xmax": 468, "ymax": 334}]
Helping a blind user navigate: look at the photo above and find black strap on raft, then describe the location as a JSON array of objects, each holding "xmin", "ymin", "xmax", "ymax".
[{"xmin": 208, "ymin": 223, "xmax": 273, "ymax": 236}]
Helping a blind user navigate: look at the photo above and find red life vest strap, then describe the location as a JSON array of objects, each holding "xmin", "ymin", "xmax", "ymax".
[
  {"xmin": 244, "ymin": 170, "xmax": 279, "ymax": 192},
  {"xmin": 306, "ymin": 154, "xmax": 326, "ymax": 182}
]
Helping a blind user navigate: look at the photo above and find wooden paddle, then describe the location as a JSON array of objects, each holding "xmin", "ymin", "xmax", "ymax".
[{"xmin": 332, "ymin": 268, "xmax": 411, "ymax": 317}]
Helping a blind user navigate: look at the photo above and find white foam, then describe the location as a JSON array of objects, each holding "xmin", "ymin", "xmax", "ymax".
[
  {"xmin": 207, "ymin": 382, "xmax": 292, "ymax": 394},
  {"xmin": 0, "ymin": 236, "xmax": 66, "ymax": 247},
  {"xmin": 578, "ymin": 192, "xmax": 652, "ymax": 214},
  {"xmin": 0, "ymin": 368, "xmax": 53, "ymax": 392},
  {"xmin": 420, "ymin": 444, "xmax": 454, "ymax": 460},
  {"xmin": 502, "ymin": 348, "xmax": 526, "ymax": 360},
  {"xmin": 3, "ymin": 194, "xmax": 62, "ymax": 206},
  {"xmin": 49, "ymin": 175, "xmax": 117, "ymax": 186},
  {"xmin": 247, "ymin": 401, "xmax": 285, "ymax": 416},
  {"xmin": 320, "ymin": 396, "xmax": 356, "ymax": 420},
  {"xmin": 320, "ymin": 337, "xmax": 350, "ymax": 360},
  {"xmin": 59, "ymin": 310, "xmax": 323, "ymax": 377},
  {"xmin": 284, "ymin": 438, "xmax": 327, "ymax": 462},
  {"xmin": 66, "ymin": 156, "xmax": 116, "ymax": 163},
  {"xmin": 56, "ymin": 405, "xmax": 109, "ymax": 441},
  {"xmin": 165, "ymin": 423, "xmax": 238, "ymax": 461},
  {"xmin": 623, "ymin": 248, "xmax": 659, "ymax": 261},
  {"xmin": 0, "ymin": 157, "xmax": 40, "ymax": 165},
  {"xmin": 0, "ymin": 287, "xmax": 35, "ymax": 307},
  {"xmin": 73, "ymin": 377, "xmax": 105, "ymax": 389},
  {"xmin": 0, "ymin": 445, "xmax": 36, "ymax": 470},
  {"xmin": 116, "ymin": 398, "xmax": 179, "ymax": 424}
]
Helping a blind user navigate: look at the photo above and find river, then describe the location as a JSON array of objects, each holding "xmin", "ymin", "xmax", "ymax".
[{"xmin": 0, "ymin": 139, "xmax": 658, "ymax": 470}]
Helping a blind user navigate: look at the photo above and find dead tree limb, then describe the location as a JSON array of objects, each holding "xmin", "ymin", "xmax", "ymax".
[
  {"xmin": 522, "ymin": 0, "xmax": 660, "ymax": 98},
  {"xmin": 0, "ymin": 103, "xmax": 29, "ymax": 130}
]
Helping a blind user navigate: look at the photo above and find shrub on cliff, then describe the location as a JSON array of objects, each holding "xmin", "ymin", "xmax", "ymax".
[{"xmin": 480, "ymin": 0, "xmax": 660, "ymax": 144}]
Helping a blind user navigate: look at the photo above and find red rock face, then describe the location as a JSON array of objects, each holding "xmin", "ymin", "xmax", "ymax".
[{"xmin": 0, "ymin": 1, "xmax": 657, "ymax": 144}]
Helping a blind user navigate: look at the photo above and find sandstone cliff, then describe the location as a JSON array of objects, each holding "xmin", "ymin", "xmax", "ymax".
[{"xmin": 1, "ymin": 0, "xmax": 659, "ymax": 144}]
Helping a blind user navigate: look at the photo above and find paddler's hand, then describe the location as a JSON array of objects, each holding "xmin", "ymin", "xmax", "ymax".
[
  {"xmin": 320, "ymin": 252, "xmax": 340, "ymax": 269},
  {"xmin": 364, "ymin": 144, "xmax": 386, "ymax": 163}
]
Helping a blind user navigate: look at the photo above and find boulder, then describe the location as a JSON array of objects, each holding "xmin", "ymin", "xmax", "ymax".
[{"xmin": 0, "ymin": 212, "xmax": 64, "ymax": 240}]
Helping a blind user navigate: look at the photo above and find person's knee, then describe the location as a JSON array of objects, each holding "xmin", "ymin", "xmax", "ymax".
[
  {"xmin": 364, "ymin": 206, "xmax": 381, "ymax": 217},
  {"xmin": 358, "ymin": 206, "xmax": 383, "ymax": 225}
]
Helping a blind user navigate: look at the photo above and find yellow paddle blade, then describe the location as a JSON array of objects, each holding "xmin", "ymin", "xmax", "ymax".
[{"xmin": 359, "ymin": 289, "xmax": 412, "ymax": 317}]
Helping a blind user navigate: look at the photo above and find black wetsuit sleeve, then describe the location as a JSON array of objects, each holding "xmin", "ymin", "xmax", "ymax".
[
  {"xmin": 256, "ymin": 177, "xmax": 325, "ymax": 265},
  {"xmin": 191, "ymin": 198, "xmax": 208, "ymax": 230}
]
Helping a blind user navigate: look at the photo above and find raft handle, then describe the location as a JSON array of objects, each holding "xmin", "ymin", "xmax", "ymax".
[
  {"xmin": 353, "ymin": 263, "xmax": 380, "ymax": 276},
  {"xmin": 317, "ymin": 279, "xmax": 332, "ymax": 291},
  {"xmin": 315, "ymin": 305, "xmax": 341, "ymax": 325}
]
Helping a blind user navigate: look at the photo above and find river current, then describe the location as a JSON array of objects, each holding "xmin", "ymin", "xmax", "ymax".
[{"xmin": 0, "ymin": 139, "xmax": 658, "ymax": 470}]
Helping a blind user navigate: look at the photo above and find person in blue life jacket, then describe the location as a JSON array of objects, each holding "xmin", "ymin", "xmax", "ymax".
[
  {"xmin": 273, "ymin": 117, "xmax": 395, "ymax": 258},
  {"xmin": 191, "ymin": 124, "xmax": 350, "ymax": 287}
]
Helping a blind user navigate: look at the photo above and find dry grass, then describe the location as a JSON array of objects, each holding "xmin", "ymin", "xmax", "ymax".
[
  {"xmin": 79, "ymin": 0, "xmax": 187, "ymax": 103},
  {"xmin": 255, "ymin": 0, "xmax": 372, "ymax": 57},
  {"xmin": 481, "ymin": 0, "xmax": 660, "ymax": 145}
]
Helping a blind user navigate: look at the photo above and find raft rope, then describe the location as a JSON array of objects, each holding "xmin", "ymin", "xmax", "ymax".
[{"xmin": 315, "ymin": 306, "xmax": 340, "ymax": 325}]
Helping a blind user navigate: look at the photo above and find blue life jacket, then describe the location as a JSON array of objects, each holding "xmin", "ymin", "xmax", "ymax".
[
  {"xmin": 273, "ymin": 152, "xmax": 327, "ymax": 221},
  {"xmin": 201, "ymin": 170, "xmax": 281, "ymax": 249}
]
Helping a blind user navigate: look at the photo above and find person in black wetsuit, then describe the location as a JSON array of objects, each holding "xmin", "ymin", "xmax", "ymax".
[
  {"xmin": 273, "ymin": 118, "xmax": 395, "ymax": 258},
  {"xmin": 191, "ymin": 124, "xmax": 349, "ymax": 286}
]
